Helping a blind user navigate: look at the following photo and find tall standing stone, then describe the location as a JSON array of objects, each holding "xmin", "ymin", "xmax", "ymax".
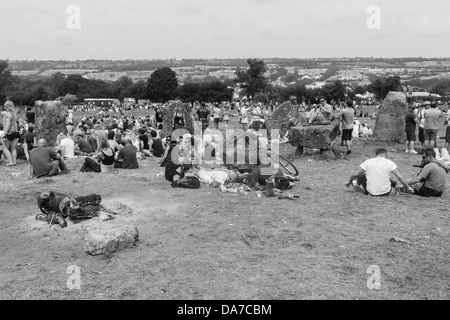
[
  {"xmin": 161, "ymin": 100, "xmax": 194, "ymax": 138},
  {"xmin": 373, "ymin": 92, "xmax": 408, "ymax": 142},
  {"xmin": 34, "ymin": 100, "xmax": 67, "ymax": 147},
  {"xmin": 265, "ymin": 101, "xmax": 305, "ymax": 137}
]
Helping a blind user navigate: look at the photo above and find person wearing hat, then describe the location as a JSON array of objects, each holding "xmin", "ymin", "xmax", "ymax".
[
  {"xmin": 309, "ymin": 98, "xmax": 333, "ymax": 125},
  {"xmin": 423, "ymin": 101, "xmax": 441, "ymax": 149},
  {"xmin": 406, "ymin": 149, "xmax": 447, "ymax": 197}
]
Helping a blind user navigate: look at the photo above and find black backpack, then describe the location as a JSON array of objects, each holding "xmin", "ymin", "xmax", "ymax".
[{"xmin": 172, "ymin": 176, "xmax": 201, "ymax": 189}]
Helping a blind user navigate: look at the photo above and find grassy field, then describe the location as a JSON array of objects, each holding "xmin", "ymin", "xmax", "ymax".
[{"xmin": 0, "ymin": 113, "xmax": 449, "ymax": 300}]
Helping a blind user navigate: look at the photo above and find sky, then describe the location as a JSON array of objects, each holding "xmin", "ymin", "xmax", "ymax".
[{"xmin": 0, "ymin": 0, "xmax": 449, "ymax": 60}]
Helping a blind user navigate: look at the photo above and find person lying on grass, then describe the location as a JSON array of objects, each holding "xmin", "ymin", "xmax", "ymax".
[
  {"xmin": 243, "ymin": 164, "xmax": 300, "ymax": 193},
  {"xmin": 347, "ymin": 148, "xmax": 414, "ymax": 197}
]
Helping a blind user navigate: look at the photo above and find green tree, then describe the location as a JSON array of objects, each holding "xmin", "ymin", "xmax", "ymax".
[
  {"xmin": 147, "ymin": 67, "xmax": 179, "ymax": 102},
  {"xmin": 235, "ymin": 59, "xmax": 268, "ymax": 99},
  {"xmin": 176, "ymin": 83, "xmax": 201, "ymax": 103},
  {"xmin": 48, "ymin": 72, "xmax": 66, "ymax": 99},
  {"xmin": 123, "ymin": 80, "xmax": 148, "ymax": 100},
  {"xmin": 0, "ymin": 60, "xmax": 13, "ymax": 103},
  {"xmin": 368, "ymin": 76, "xmax": 402, "ymax": 100},
  {"xmin": 112, "ymin": 76, "xmax": 133, "ymax": 99},
  {"xmin": 322, "ymin": 80, "xmax": 346, "ymax": 102},
  {"xmin": 197, "ymin": 81, "xmax": 233, "ymax": 103},
  {"xmin": 430, "ymin": 79, "xmax": 450, "ymax": 96},
  {"xmin": 58, "ymin": 74, "xmax": 89, "ymax": 97}
]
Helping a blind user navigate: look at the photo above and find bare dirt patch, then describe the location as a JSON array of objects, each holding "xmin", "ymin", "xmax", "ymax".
[{"xmin": 0, "ymin": 117, "xmax": 449, "ymax": 300}]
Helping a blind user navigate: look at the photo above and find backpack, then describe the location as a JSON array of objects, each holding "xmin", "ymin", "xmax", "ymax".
[{"xmin": 172, "ymin": 176, "xmax": 201, "ymax": 189}]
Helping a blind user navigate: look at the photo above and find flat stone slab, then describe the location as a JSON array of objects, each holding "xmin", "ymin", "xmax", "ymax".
[
  {"xmin": 83, "ymin": 224, "xmax": 139, "ymax": 256},
  {"xmin": 289, "ymin": 121, "xmax": 340, "ymax": 150}
]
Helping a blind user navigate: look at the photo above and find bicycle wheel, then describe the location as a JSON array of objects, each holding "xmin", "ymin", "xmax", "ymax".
[{"xmin": 278, "ymin": 155, "xmax": 299, "ymax": 176}]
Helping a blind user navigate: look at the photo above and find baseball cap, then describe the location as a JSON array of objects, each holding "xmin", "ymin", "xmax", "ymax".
[{"xmin": 424, "ymin": 101, "xmax": 431, "ymax": 106}]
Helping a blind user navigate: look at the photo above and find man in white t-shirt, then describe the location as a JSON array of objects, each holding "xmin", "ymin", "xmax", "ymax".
[
  {"xmin": 58, "ymin": 132, "xmax": 77, "ymax": 159},
  {"xmin": 347, "ymin": 148, "xmax": 413, "ymax": 196}
]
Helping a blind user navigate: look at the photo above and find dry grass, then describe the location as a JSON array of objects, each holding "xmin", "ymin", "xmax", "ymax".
[{"xmin": 0, "ymin": 115, "xmax": 449, "ymax": 300}]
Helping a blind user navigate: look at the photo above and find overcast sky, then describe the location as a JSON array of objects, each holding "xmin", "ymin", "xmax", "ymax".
[{"xmin": 0, "ymin": 0, "xmax": 449, "ymax": 60}]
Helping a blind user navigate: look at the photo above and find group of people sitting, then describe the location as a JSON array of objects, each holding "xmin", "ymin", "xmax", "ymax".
[
  {"xmin": 27, "ymin": 121, "xmax": 168, "ymax": 178},
  {"xmin": 348, "ymin": 147, "xmax": 448, "ymax": 198}
]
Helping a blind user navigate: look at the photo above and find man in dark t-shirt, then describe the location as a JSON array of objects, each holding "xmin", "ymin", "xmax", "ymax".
[
  {"xmin": 114, "ymin": 139, "xmax": 139, "ymax": 169},
  {"xmin": 405, "ymin": 105, "xmax": 418, "ymax": 154},
  {"xmin": 74, "ymin": 136, "xmax": 93, "ymax": 155},
  {"xmin": 29, "ymin": 139, "xmax": 69, "ymax": 178},
  {"xmin": 407, "ymin": 149, "xmax": 447, "ymax": 197},
  {"xmin": 196, "ymin": 104, "xmax": 210, "ymax": 130},
  {"xmin": 155, "ymin": 108, "xmax": 164, "ymax": 125},
  {"xmin": 150, "ymin": 130, "xmax": 164, "ymax": 157},
  {"xmin": 138, "ymin": 128, "xmax": 151, "ymax": 157},
  {"xmin": 26, "ymin": 107, "xmax": 35, "ymax": 125},
  {"xmin": 23, "ymin": 126, "xmax": 37, "ymax": 162}
]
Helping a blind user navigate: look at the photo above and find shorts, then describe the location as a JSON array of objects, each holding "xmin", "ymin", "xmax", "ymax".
[
  {"xmin": 342, "ymin": 129, "xmax": 353, "ymax": 141},
  {"xmin": 446, "ymin": 127, "xmax": 450, "ymax": 143},
  {"xmin": 165, "ymin": 164, "xmax": 184, "ymax": 182},
  {"xmin": 414, "ymin": 184, "xmax": 443, "ymax": 198},
  {"xmin": 5, "ymin": 132, "xmax": 20, "ymax": 141},
  {"xmin": 424, "ymin": 129, "xmax": 438, "ymax": 141},
  {"xmin": 418, "ymin": 127, "xmax": 425, "ymax": 143},
  {"xmin": 406, "ymin": 131, "xmax": 416, "ymax": 142}
]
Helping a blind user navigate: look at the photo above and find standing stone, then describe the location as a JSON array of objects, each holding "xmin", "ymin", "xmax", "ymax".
[
  {"xmin": 265, "ymin": 101, "xmax": 305, "ymax": 137},
  {"xmin": 34, "ymin": 100, "xmax": 67, "ymax": 147},
  {"xmin": 373, "ymin": 92, "xmax": 408, "ymax": 142},
  {"xmin": 161, "ymin": 100, "xmax": 194, "ymax": 138}
]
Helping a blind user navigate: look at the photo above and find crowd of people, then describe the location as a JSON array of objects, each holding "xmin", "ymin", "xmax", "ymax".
[{"xmin": 1, "ymin": 96, "xmax": 449, "ymax": 198}]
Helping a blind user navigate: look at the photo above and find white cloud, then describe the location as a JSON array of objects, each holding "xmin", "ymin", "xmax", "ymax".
[{"xmin": 0, "ymin": 0, "xmax": 449, "ymax": 60}]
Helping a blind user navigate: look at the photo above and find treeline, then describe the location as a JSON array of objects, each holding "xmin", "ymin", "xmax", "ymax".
[{"xmin": 0, "ymin": 63, "xmax": 234, "ymax": 105}]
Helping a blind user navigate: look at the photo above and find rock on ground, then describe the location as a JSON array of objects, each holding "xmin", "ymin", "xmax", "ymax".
[
  {"xmin": 83, "ymin": 224, "xmax": 139, "ymax": 256},
  {"xmin": 373, "ymin": 91, "xmax": 408, "ymax": 142}
]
